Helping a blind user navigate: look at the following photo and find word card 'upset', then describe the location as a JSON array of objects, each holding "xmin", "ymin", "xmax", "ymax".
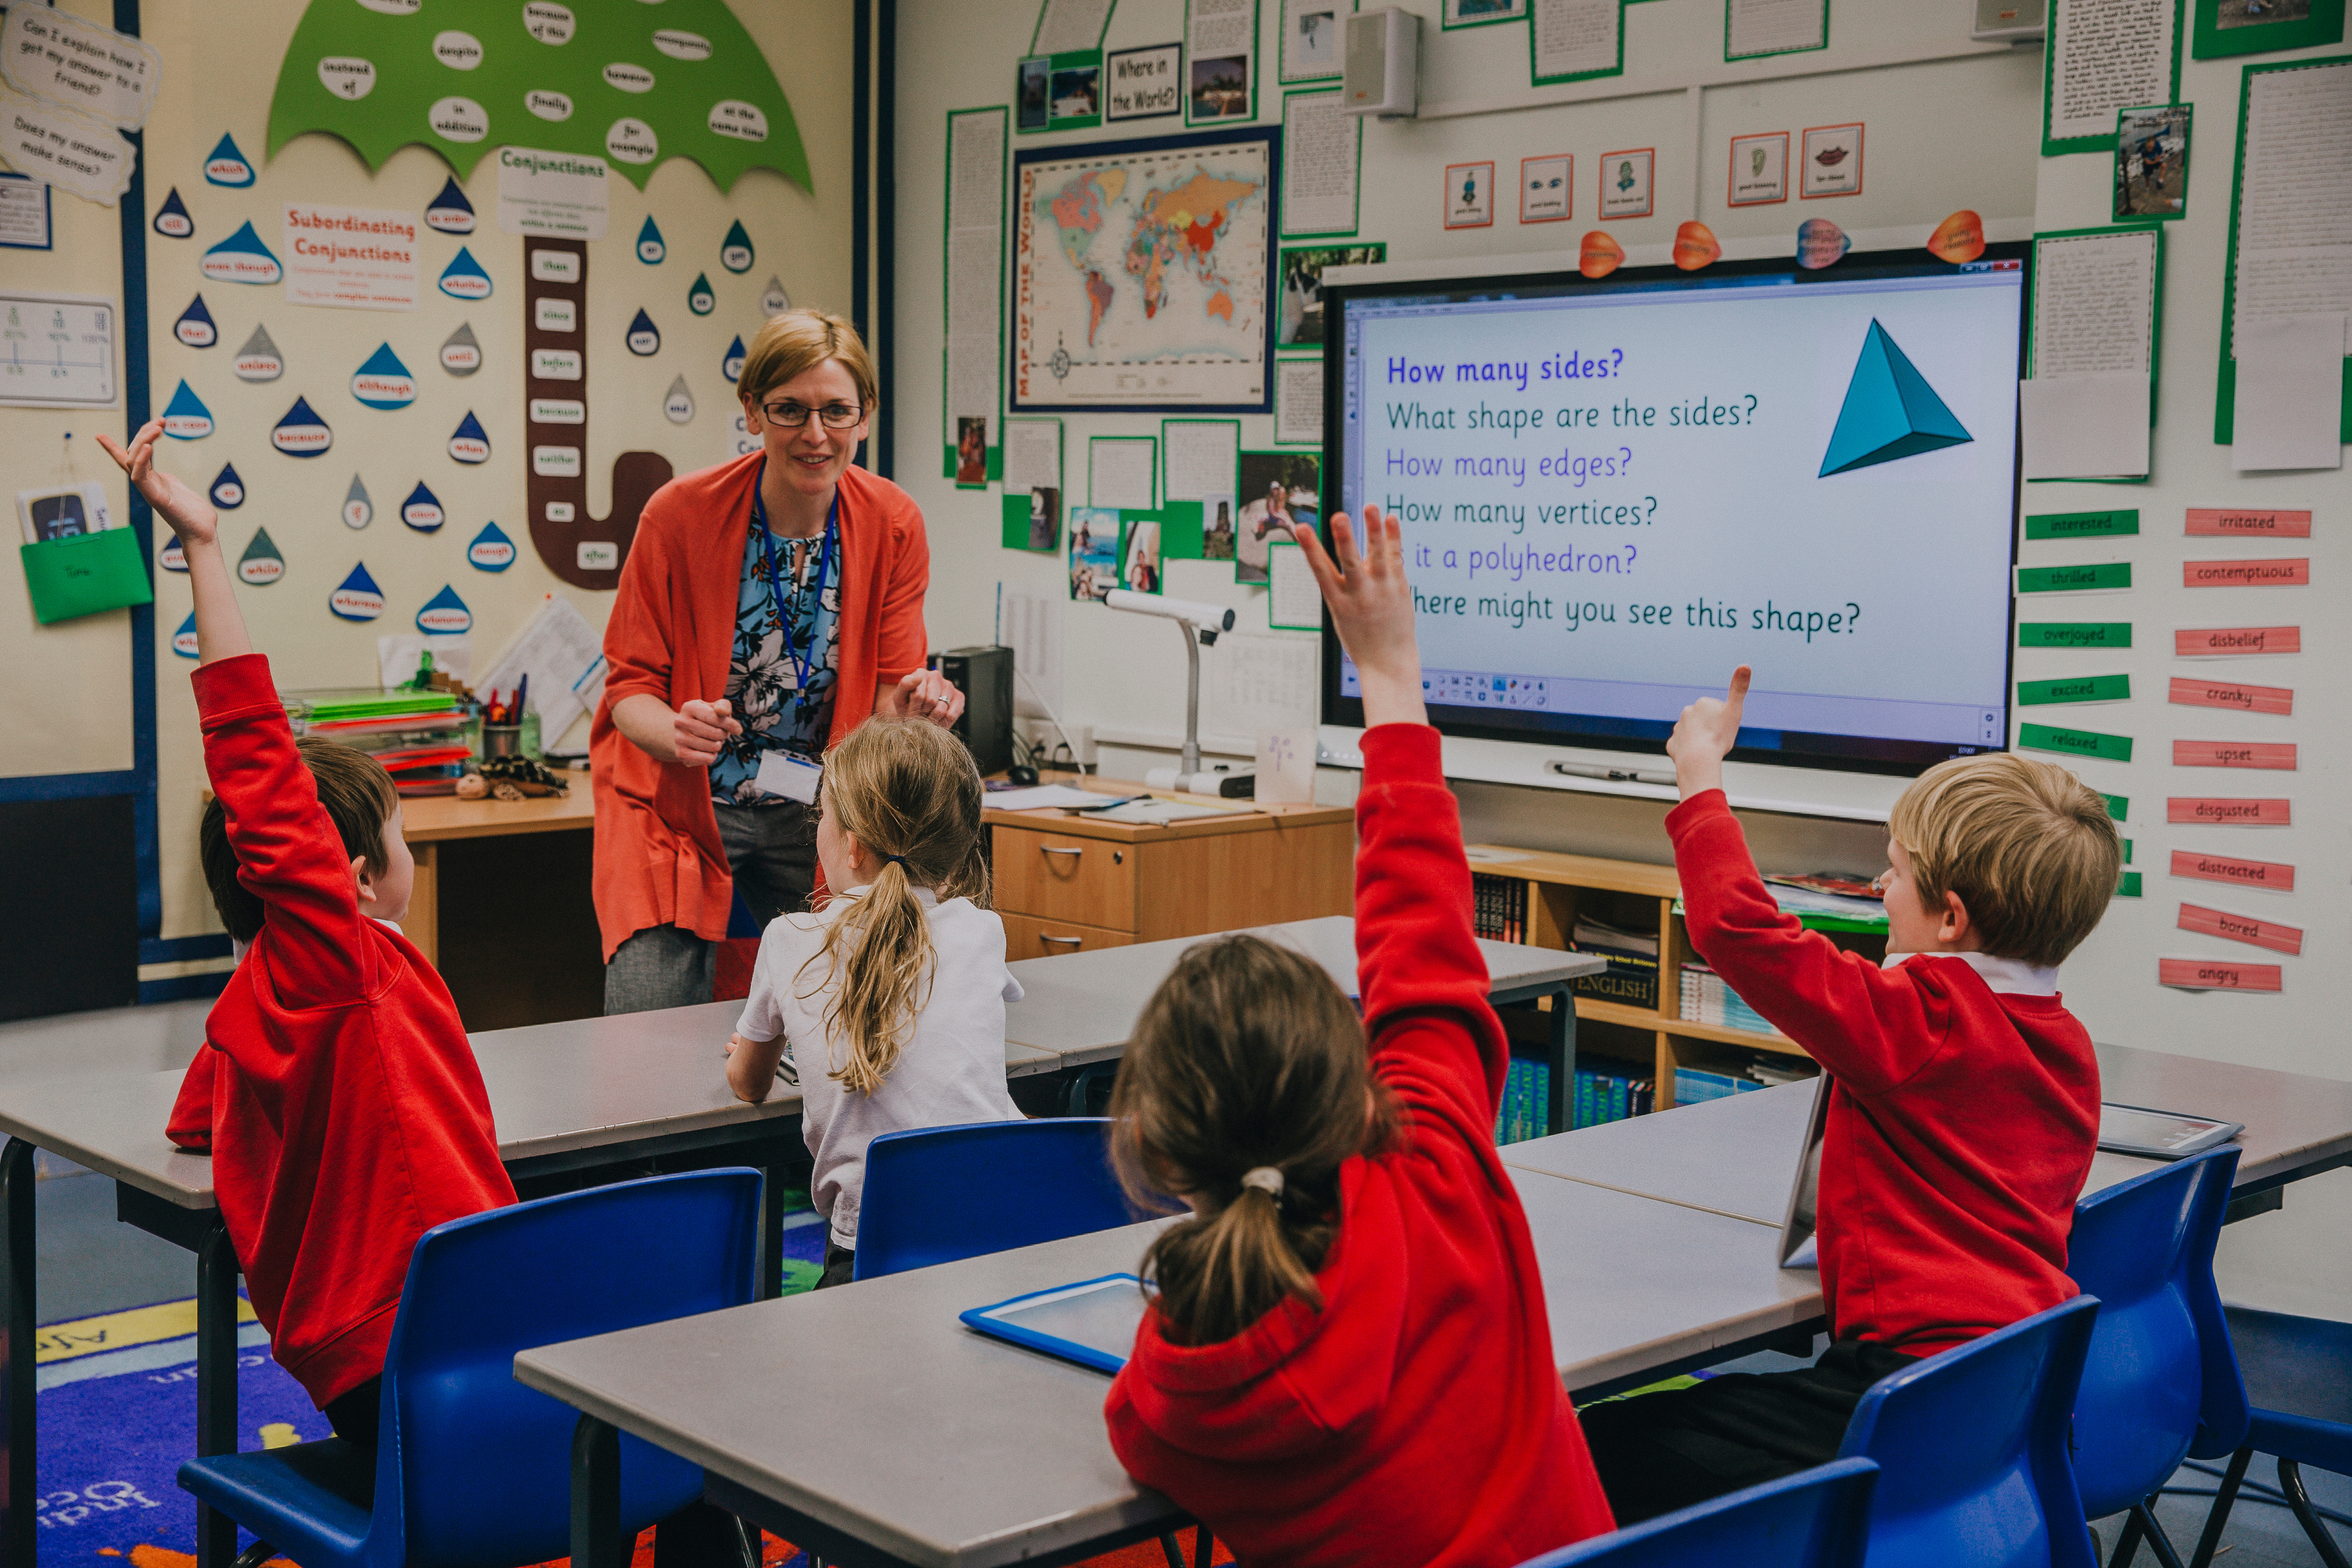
[
  {"xmin": 2183, "ymin": 558, "xmax": 2309, "ymax": 588},
  {"xmin": 2172, "ymin": 740, "xmax": 2297, "ymax": 770},
  {"xmin": 2159, "ymin": 958, "xmax": 2283, "ymax": 993},
  {"xmin": 2177, "ymin": 903, "xmax": 2304, "ymax": 956},
  {"xmin": 2168, "ymin": 798, "xmax": 2291, "ymax": 826},
  {"xmin": 2185, "ymin": 509, "xmax": 2311, "ymax": 538},
  {"xmin": 2170, "ymin": 850, "xmax": 2294, "ymax": 894},
  {"xmin": 2174, "ymin": 625, "xmax": 2298, "ymax": 657},
  {"xmin": 2168, "ymin": 677, "xmax": 2292, "ymax": 715}
]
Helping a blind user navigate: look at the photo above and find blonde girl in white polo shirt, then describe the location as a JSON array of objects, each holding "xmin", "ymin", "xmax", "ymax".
[{"xmin": 725, "ymin": 718, "xmax": 1021, "ymax": 1285}]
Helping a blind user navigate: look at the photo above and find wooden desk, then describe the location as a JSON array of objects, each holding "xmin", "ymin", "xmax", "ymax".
[
  {"xmin": 985, "ymin": 777, "xmax": 1352, "ymax": 961},
  {"xmin": 400, "ymin": 784, "xmax": 600, "ymax": 1030}
]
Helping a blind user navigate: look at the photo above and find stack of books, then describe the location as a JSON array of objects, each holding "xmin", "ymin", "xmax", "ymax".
[
  {"xmin": 1493, "ymin": 1054, "xmax": 1553, "ymax": 1145},
  {"xmin": 1471, "ymin": 873, "xmax": 1528, "ymax": 942},
  {"xmin": 1570, "ymin": 915, "xmax": 1659, "ymax": 1009},
  {"xmin": 1573, "ymin": 1063, "xmax": 1655, "ymax": 1127},
  {"xmin": 293, "ymin": 691, "xmax": 475, "ymax": 798},
  {"xmin": 1680, "ymin": 962, "xmax": 1776, "ymax": 1037},
  {"xmin": 1672, "ymin": 1064, "xmax": 1764, "ymax": 1105}
]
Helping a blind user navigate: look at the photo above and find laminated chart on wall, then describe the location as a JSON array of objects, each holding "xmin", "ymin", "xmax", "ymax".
[
  {"xmin": 2216, "ymin": 55, "xmax": 2352, "ymax": 447},
  {"xmin": 264, "ymin": 0, "xmax": 809, "ymax": 192},
  {"xmin": 1279, "ymin": 88, "xmax": 1359, "ymax": 239},
  {"xmin": 0, "ymin": 292, "xmax": 118, "ymax": 410},
  {"xmin": 2042, "ymin": 0, "xmax": 2181, "ymax": 155},
  {"xmin": 1531, "ymin": 0, "xmax": 1623, "ymax": 87},
  {"xmin": 2020, "ymin": 227, "xmax": 2160, "ymax": 480},
  {"xmin": 944, "ymin": 107, "xmax": 1008, "ymax": 485}
]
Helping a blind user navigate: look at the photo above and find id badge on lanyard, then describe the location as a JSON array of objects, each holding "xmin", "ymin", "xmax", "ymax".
[{"xmin": 750, "ymin": 465, "xmax": 837, "ymax": 806}]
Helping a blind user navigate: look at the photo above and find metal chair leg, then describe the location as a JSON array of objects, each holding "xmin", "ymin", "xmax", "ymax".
[
  {"xmin": 2107, "ymin": 1506, "xmax": 2143, "ymax": 1568},
  {"xmin": 2131, "ymin": 1498, "xmax": 2189, "ymax": 1568},
  {"xmin": 2186, "ymin": 1446, "xmax": 2252, "ymax": 1568},
  {"xmin": 232, "ymin": 1543, "xmax": 277, "ymax": 1568},
  {"xmin": 1158, "ymin": 1534, "xmax": 1186, "ymax": 1568},
  {"xmin": 1193, "ymin": 1524, "xmax": 1215, "ymax": 1567},
  {"xmin": 2278, "ymin": 1458, "xmax": 2352, "ymax": 1568}
]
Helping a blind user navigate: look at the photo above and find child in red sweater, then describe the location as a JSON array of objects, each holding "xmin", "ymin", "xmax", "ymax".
[
  {"xmin": 1579, "ymin": 666, "xmax": 2119, "ymax": 1522},
  {"xmin": 101, "ymin": 421, "xmax": 516, "ymax": 1448},
  {"xmin": 1101, "ymin": 506, "xmax": 1614, "ymax": 1568}
]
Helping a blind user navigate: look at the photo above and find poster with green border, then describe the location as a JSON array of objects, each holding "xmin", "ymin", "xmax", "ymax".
[
  {"xmin": 1154, "ymin": 500, "xmax": 1208, "ymax": 559},
  {"xmin": 2042, "ymin": 0, "xmax": 2183, "ymax": 156},
  {"xmin": 1444, "ymin": 0, "xmax": 1528, "ymax": 29},
  {"xmin": 1186, "ymin": 0, "xmax": 1261, "ymax": 127},
  {"xmin": 1089, "ymin": 435, "xmax": 1159, "ymax": 507},
  {"xmin": 1725, "ymin": 0, "xmax": 1828, "ymax": 62},
  {"xmin": 1048, "ymin": 51, "xmax": 1105, "ymax": 132},
  {"xmin": 2212, "ymin": 54, "xmax": 2352, "ymax": 444},
  {"xmin": 2115, "ymin": 103, "xmax": 2193, "ymax": 222},
  {"xmin": 2191, "ymin": 0, "xmax": 2343, "ymax": 57},
  {"xmin": 2029, "ymin": 225, "xmax": 2165, "ymax": 433},
  {"xmin": 1266, "ymin": 539, "xmax": 1318, "ymax": 627},
  {"xmin": 1279, "ymin": 0, "xmax": 1353, "ymax": 80},
  {"xmin": 1001, "ymin": 415, "xmax": 1064, "ymax": 493},
  {"xmin": 1161, "ymin": 417, "xmax": 1242, "ymax": 506},
  {"xmin": 941, "ymin": 107, "xmax": 1007, "ymax": 484},
  {"xmin": 1017, "ymin": 58, "xmax": 1050, "ymax": 135},
  {"xmin": 1279, "ymin": 87, "xmax": 1361, "ymax": 237},
  {"xmin": 1529, "ymin": 0, "xmax": 1625, "ymax": 86},
  {"xmin": 1002, "ymin": 490, "xmax": 1063, "ymax": 553}
]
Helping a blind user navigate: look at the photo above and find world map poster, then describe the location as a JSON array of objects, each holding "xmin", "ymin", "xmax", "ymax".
[{"xmin": 1013, "ymin": 127, "xmax": 1278, "ymax": 412}]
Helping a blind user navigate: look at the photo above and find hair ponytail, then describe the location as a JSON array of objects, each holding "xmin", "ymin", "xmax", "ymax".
[
  {"xmin": 1109, "ymin": 936, "xmax": 1401, "ymax": 1348},
  {"xmin": 796, "ymin": 719, "xmax": 989, "ymax": 1096}
]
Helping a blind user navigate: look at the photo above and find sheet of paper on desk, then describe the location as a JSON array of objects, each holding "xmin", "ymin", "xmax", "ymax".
[
  {"xmin": 478, "ymin": 594, "xmax": 606, "ymax": 742},
  {"xmin": 2233, "ymin": 314, "xmax": 2346, "ymax": 472},
  {"xmin": 985, "ymin": 783, "xmax": 1104, "ymax": 810}
]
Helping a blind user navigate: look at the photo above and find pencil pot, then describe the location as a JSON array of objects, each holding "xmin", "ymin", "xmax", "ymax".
[{"xmin": 481, "ymin": 723, "xmax": 522, "ymax": 760}]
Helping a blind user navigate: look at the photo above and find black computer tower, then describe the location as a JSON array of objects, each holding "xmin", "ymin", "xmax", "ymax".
[{"xmin": 939, "ymin": 644, "xmax": 1015, "ymax": 776}]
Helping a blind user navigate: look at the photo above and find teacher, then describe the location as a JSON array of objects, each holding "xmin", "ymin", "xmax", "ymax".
[{"xmin": 592, "ymin": 308, "xmax": 965, "ymax": 1014}]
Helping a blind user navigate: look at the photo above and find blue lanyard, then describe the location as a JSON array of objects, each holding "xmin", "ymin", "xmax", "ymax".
[{"xmin": 752, "ymin": 461, "xmax": 837, "ymax": 710}]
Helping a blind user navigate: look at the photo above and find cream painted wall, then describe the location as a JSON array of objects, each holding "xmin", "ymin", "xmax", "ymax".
[{"xmin": 99, "ymin": 0, "xmax": 856, "ymax": 944}]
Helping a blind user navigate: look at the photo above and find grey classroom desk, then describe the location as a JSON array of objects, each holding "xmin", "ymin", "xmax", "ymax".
[
  {"xmin": 0, "ymin": 1000, "xmax": 1043, "ymax": 1568},
  {"xmin": 1499, "ymin": 1040, "xmax": 2352, "ymax": 1228},
  {"xmin": 517, "ymin": 1169, "xmax": 1813, "ymax": 1568}
]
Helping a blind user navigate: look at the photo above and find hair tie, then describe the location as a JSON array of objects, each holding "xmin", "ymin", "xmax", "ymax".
[
  {"xmin": 1240, "ymin": 1166, "xmax": 1284, "ymax": 1199},
  {"xmin": 882, "ymin": 853, "xmax": 907, "ymax": 868}
]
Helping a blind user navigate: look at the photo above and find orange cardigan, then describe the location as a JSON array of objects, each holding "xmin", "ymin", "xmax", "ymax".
[{"xmin": 591, "ymin": 456, "xmax": 933, "ymax": 960}]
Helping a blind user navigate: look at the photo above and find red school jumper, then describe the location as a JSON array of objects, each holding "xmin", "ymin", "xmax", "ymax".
[
  {"xmin": 1105, "ymin": 724, "xmax": 1614, "ymax": 1568},
  {"xmin": 1667, "ymin": 789, "xmax": 2101, "ymax": 1358},
  {"xmin": 167, "ymin": 654, "xmax": 516, "ymax": 1409}
]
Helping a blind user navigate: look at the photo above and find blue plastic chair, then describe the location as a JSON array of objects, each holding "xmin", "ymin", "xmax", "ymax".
[
  {"xmin": 2064, "ymin": 1147, "xmax": 2248, "ymax": 1568},
  {"xmin": 2185, "ymin": 1306, "xmax": 2352, "ymax": 1568},
  {"xmin": 1514, "ymin": 1458, "xmax": 1878, "ymax": 1568},
  {"xmin": 1837, "ymin": 1294, "xmax": 2103, "ymax": 1568},
  {"xmin": 852, "ymin": 1117, "xmax": 1142, "ymax": 1280},
  {"xmin": 177, "ymin": 1170, "xmax": 762, "ymax": 1568}
]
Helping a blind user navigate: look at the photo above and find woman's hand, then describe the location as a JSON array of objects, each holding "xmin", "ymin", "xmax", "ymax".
[
  {"xmin": 1290, "ymin": 505, "xmax": 1426, "ymax": 729},
  {"xmin": 877, "ymin": 668, "xmax": 965, "ymax": 728},
  {"xmin": 96, "ymin": 421, "xmax": 217, "ymax": 549},
  {"xmin": 1665, "ymin": 665, "xmax": 1751, "ymax": 800},
  {"xmin": 610, "ymin": 694, "xmax": 741, "ymax": 766}
]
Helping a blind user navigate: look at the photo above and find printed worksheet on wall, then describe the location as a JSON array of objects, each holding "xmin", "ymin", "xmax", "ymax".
[{"xmin": 2044, "ymin": 0, "xmax": 2178, "ymax": 152}]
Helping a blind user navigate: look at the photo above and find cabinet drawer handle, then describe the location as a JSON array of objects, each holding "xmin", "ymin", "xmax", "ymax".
[
  {"xmin": 1040, "ymin": 846, "xmax": 1085, "ymax": 858},
  {"xmin": 1040, "ymin": 934, "xmax": 1084, "ymax": 947}
]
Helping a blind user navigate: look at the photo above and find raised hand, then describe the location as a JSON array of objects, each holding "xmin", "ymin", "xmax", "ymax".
[
  {"xmin": 1665, "ymin": 665, "xmax": 1752, "ymax": 800},
  {"xmin": 1290, "ymin": 505, "xmax": 1425, "ymax": 728},
  {"xmin": 675, "ymin": 697, "xmax": 743, "ymax": 767},
  {"xmin": 96, "ymin": 420, "xmax": 217, "ymax": 549}
]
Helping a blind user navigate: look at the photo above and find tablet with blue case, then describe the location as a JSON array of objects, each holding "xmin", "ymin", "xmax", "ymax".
[{"xmin": 960, "ymin": 1274, "xmax": 1151, "ymax": 1373}]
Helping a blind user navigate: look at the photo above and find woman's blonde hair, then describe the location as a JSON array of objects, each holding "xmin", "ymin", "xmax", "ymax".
[
  {"xmin": 1108, "ymin": 936, "xmax": 1401, "ymax": 1347},
  {"xmin": 737, "ymin": 307, "xmax": 878, "ymax": 409},
  {"xmin": 797, "ymin": 719, "xmax": 990, "ymax": 1096}
]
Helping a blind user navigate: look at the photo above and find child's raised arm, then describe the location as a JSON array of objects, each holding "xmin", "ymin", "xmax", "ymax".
[
  {"xmin": 97, "ymin": 420, "xmax": 251, "ymax": 665},
  {"xmin": 1288, "ymin": 506, "xmax": 1425, "ymax": 730}
]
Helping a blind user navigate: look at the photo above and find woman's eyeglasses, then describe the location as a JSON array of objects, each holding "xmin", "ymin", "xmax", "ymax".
[{"xmin": 759, "ymin": 400, "xmax": 865, "ymax": 429}]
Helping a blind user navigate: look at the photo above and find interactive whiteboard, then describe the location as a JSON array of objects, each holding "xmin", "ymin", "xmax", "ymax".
[{"xmin": 1322, "ymin": 249, "xmax": 2029, "ymax": 775}]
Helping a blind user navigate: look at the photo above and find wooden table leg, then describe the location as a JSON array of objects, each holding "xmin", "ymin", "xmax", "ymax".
[{"xmin": 405, "ymin": 842, "xmax": 440, "ymax": 967}]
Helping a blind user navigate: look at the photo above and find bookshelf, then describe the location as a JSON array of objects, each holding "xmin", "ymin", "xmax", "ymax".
[{"xmin": 1469, "ymin": 846, "xmax": 1880, "ymax": 1112}]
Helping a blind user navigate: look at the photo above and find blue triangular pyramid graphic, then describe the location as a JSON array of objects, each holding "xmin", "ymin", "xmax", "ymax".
[{"xmin": 1818, "ymin": 320, "xmax": 1973, "ymax": 477}]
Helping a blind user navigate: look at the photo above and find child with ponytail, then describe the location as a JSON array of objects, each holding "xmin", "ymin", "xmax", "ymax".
[
  {"xmin": 1102, "ymin": 506, "xmax": 1615, "ymax": 1568},
  {"xmin": 725, "ymin": 717, "xmax": 1021, "ymax": 1287}
]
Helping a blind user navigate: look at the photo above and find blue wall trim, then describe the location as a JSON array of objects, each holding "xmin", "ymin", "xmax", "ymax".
[
  {"xmin": 140, "ymin": 934, "xmax": 231, "ymax": 965},
  {"xmin": 118, "ymin": 0, "xmax": 161, "ymax": 946},
  {"xmin": 0, "ymin": 771, "xmax": 139, "ymax": 804},
  {"xmin": 138, "ymin": 971, "xmax": 229, "ymax": 1006}
]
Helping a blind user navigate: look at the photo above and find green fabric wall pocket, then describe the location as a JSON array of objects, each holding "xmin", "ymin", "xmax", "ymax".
[{"xmin": 20, "ymin": 529, "xmax": 153, "ymax": 625}]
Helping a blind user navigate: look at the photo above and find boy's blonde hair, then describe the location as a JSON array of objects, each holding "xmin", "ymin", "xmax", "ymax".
[
  {"xmin": 797, "ymin": 719, "xmax": 990, "ymax": 1096},
  {"xmin": 736, "ymin": 307, "xmax": 877, "ymax": 410},
  {"xmin": 1887, "ymin": 752, "xmax": 2121, "ymax": 968}
]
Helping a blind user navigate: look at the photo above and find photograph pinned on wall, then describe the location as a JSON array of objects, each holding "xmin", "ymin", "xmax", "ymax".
[
  {"xmin": 1445, "ymin": 161, "xmax": 1495, "ymax": 229},
  {"xmin": 2115, "ymin": 103, "xmax": 2192, "ymax": 220},
  {"xmin": 1068, "ymin": 506, "xmax": 1122, "ymax": 599},
  {"xmin": 1122, "ymin": 516, "xmax": 1164, "ymax": 593},
  {"xmin": 1018, "ymin": 57, "xmax": 1050, "ymax": 132},
  {"xmin": 1727, "ymin": 131, "xmax": 1789, "ymax": 206},
  {"xmin": 1106, "ymin": 43, "xmax": 1183, "ymax": 120},
  {"xmin": 1277, "ymin": 242, "xmax": 1386, "ymax": 348},
  {"xmin": 1191, "ymin": 51, "xmax": 1251, "ymax": 120},
  {"xmin": 1519, "ymin": 154, "xmax": 1572, "ymax": 222},
  {"xmin": 1010, "ymin": 486, "xmax": 1061, "ymax": 553},
  {"xmin": 1800, "ymin": 122, "xmax": 1863, "ymax": 198},
  {"xmin": 1280, "ymin": 0, "xmax": 1343, "ymax": 79},
  {"xmin": 1597, "ymin": 147, "xmax": 1654, "ymax": 219},
  {"xmin": 1050, "ymin": 56, "xmax": 1104, "ymax": 130},
  {"xmin": 1201, "ymin": 494, "xmax": 1239, "ymax": 559},
  {"xmin": 1235, "ymin": 451, "xmax": 1320, "ymax": 586},
  {"xmin": 1445, "ymin": 0, "xmax": 1529, "ymax": 24},
  {"xmin": 2191, "ymin": 0, "xmax": 2343, "ymax": 59},
  {"xmin": 956, "ymin": 416, "xmax": 989, "ymax": 486}
]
